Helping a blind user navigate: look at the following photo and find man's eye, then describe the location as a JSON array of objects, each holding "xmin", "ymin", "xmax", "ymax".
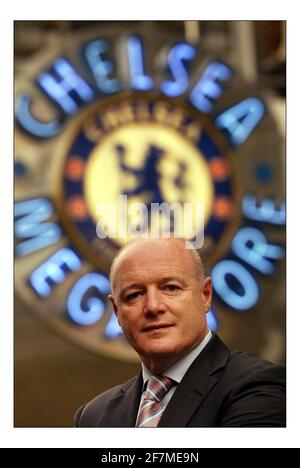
[
  {"xmin": 125, "ymin": 291, "xmax": 141, "ymax": 301},
  {"xmin": 164, "ymin": 284, "xmax": 179, "ymax": 291}
]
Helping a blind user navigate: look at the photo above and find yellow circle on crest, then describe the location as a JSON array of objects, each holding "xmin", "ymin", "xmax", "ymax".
[{"xmin": 84, "ymin": 122, "xmax": 214, "ymax": 245}]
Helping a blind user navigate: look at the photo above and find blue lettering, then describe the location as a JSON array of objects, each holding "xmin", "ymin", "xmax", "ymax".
[
  {"xmin": 212, "ymin": 260, "xmax": 259, "ymax": 310},
  {"xmin": 67, "ymin": 273, "xmax": 110, "ymax": 326},
  {"xmin": 127, "ymin": 37, "xmax": 153, "ymax": 91},
  {"xmin": 84, "ymin": 39, "xmax": 121, "ymax": 94},
  {"xmin": 14, "ymin": 198, "xmax": 62, "ymax": 256},
  {"xmin": 15, "ymin": 94, "xmax": 62, "ymax": 138},
  {"xmin": 206, "ymin": 308, "xmax": 218, "ymax": 331},
  {"xmin": 30, "ymin": 248, "xmax": 81, "ymax": 297},
  {"xmin": 190, "ymin": 61, "xmax": 232, "ymax": 112},
  {"xmin": 161, "ymin": 43, "xmax": 195, "ymax": 97},
  {"xmin": 232, "ymin": 227, "xmax": 284, "ymax": 275},
  {"xmin": 38, "ymin": 58, "xmax": 94, "ymax": 114},
  {"xmin": 215, "ymin": 97, "xmax": 265, "ymax": 145},
  {"xmin": 243, "ymin": 194, "xmax": 286, "ymax": 225},
  {"xmin": 104, "ymin": 311, "xmax": 123, "ymax": 338}
]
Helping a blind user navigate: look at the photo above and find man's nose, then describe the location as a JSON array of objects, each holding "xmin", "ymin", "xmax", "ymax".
[{"xmin": 143, "ymin": 288, "xmax": 166, "ymax": 315}]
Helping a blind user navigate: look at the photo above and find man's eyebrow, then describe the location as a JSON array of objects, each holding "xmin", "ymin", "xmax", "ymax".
[
  {"xmin": 119, "ymin": 283, "xmax": 144, "ymax": 296},
  {"xmin": 158, "ymin": 276, "xmax": 187, "ymax": 285}
]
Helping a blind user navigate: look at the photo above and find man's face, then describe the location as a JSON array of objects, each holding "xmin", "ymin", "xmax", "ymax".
[{"xmin": 109, "ymin": 239, "xmax": 212, "ymax": 372}]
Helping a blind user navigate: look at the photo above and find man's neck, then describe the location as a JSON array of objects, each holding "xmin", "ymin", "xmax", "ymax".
[{"xmin": 141, "ymin": 356, "xmax": 176, "ymax": 375}]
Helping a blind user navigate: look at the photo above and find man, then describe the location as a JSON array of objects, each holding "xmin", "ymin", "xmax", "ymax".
[{"xmin": 74, "ymin": 237, "xmax": 285, "ymax": 427}]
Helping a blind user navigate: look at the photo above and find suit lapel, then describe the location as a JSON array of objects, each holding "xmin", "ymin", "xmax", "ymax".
[
  {"xmin": 102, "ymin": 371, "xmax": 143, "ymax": 427},
  {"xmin": 158, "ymin": 334, "xmax": 229, "ymax": 427}
]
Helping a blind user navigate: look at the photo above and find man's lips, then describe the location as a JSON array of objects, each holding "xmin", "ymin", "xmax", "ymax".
[{"xmin": 142, "ymin": 323, "xmax": 174, "ymax": 332}]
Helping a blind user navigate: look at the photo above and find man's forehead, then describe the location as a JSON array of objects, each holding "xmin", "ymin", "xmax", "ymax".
[
  {"xmin": 117, "ymin": 242, "xmax": 190, "ymax": 272},
  {"xmin": 119, "ymin": 238, "xmax": 187, "ymax": 262},
  {"xmin": 115, "ymin": 257, "xmax": 196, "ymax": 294},
  {"xmin": 110, "ymin": 237, "xmax": 201, "ymax": 294},
  {"xmin": 118, "ymin": 265, "xmax": 187, "ymax": 282}
]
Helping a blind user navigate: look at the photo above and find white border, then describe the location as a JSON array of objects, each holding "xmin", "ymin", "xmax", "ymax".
[{"xmin": 1, "ymin": 1, "xmax": 299, "ymax": 449}]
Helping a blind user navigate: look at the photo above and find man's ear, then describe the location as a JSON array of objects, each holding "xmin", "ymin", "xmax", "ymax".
[
  {"xmin": 108, "ymin": 294, "xmax": 118, "ymax": 318},
  {"xmin": 202, "ymin": 277, "xmax": 212, "ymax": 312}
]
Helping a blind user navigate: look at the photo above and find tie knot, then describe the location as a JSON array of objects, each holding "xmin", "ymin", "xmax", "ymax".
[{"xmin": 145, "ymin": 375, "xmax": 174, "ymax": 402}]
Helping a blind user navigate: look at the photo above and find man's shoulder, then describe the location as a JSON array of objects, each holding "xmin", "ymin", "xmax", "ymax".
[
  {"xmin": 201, "ymin": 336, "xmax": 286, "ymax": 426},
  {"xmin": 220, "ymin": 347, "xmax": 285, "ymax": 407},
  {"xmin": 204, "ymin": 334, "xmax": 285, "ymax": 396},
  {"xmin": 226, "ymin": 348, "xmax": 285, "ymax": 379},
  {"xmin": 206, "ymin": 333, "xmax": 285, "ymax": 381},
  {"xmin": 74, "ymin": 375, "xmax": 138, "ymax": 427}
]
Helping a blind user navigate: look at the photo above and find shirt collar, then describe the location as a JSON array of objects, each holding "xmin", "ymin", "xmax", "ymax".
[{"xmin": 141, "ymin": 329, "xmax": 212, "ymax": 386}]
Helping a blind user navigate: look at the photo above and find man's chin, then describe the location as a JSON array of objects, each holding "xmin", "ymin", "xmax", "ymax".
[{"xmin": 140, "ymin": 340, "xmax": 178, "ymax": 359}]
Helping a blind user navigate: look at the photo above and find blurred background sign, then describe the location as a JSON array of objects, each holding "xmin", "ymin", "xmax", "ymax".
[{"xmin": 14, "ymin": 21, "xmax": 285, "ymax": 426}]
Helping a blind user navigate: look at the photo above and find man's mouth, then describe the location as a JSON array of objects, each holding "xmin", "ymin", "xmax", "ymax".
[{"xmin": 143, "ymin": 323, "xmax": 174, "ymax": 332}]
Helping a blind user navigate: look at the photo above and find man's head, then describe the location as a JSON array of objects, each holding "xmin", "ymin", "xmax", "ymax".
[{"xmin": 109, "ymin": 237, "xmax": 212, "ymax": 373}]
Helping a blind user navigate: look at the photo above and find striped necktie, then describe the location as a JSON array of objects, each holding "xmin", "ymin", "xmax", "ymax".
[{"xmin": 136, "ymin": 374, "xmax": 174, "ymax": 427}]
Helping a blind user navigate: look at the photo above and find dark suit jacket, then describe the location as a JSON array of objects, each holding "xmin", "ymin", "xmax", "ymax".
[{"xmin": 74, "ymin": 334, "xmax": 286, "ymax": 427}]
